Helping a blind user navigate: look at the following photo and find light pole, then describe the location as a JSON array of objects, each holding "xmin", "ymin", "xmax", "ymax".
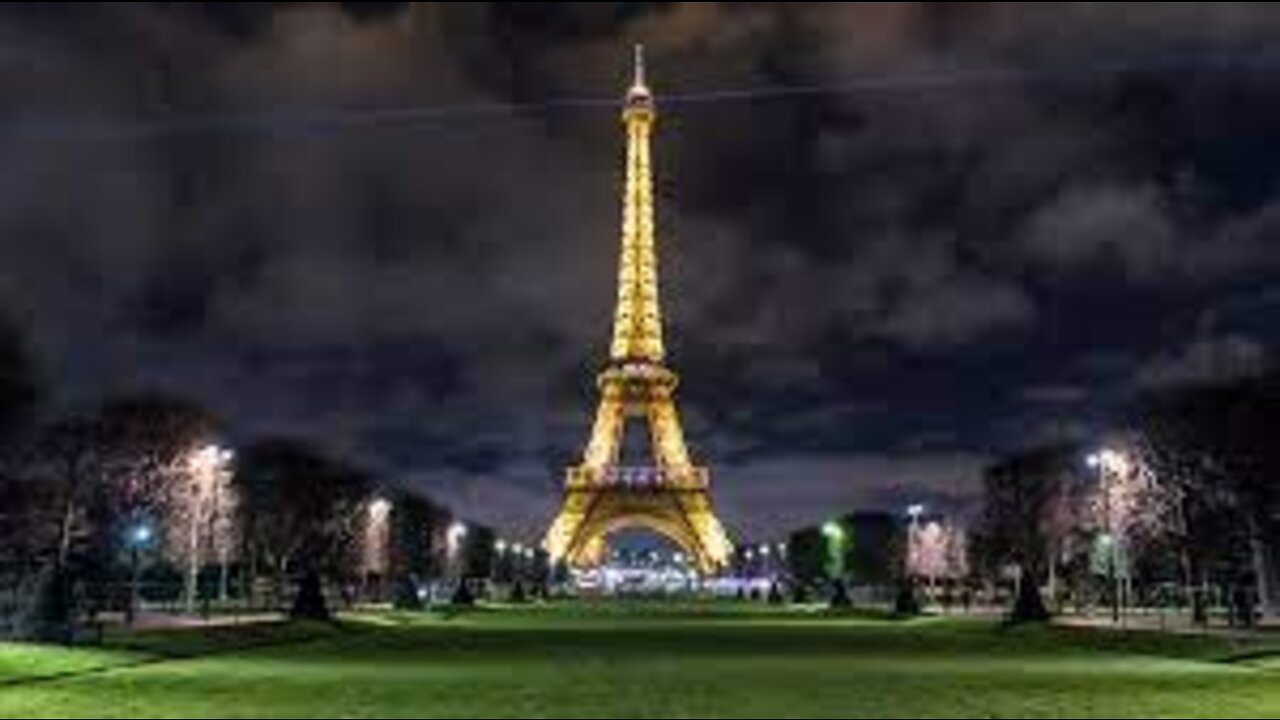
[
  {"xmin": 906, "ymin": 505, "xmax": 925, "ymax": 598},
  {"xmin": 365, "ymin": 497, "xmax": 392, "ymax": 603},
  {"xmin": 907, "ymin": 505, "xmax": 926, "ymax": 524},
  {"xmin": 185, "ymin": 444, "xmax": 232, "ymax": 616},
  {"xmin": 447, "ymin": 522, "xmax": 468, "ymax": 585},
  {"xmin": 212, "ymin": 448, "xmax": 234, "ymax": 604},
  {"xmin": 513, "ymin": 544, "xmax": 527, "ymax": 584},
  {"xmin": 495, "ymin": 540, "xmax": 508, "ymax": 585},
  {"xmin": 923, "ymin": 521, "xmax": 944, "ymax": 602},
  {"xmin": 127, "ymin": 521, "xmax": 154, "ymax": 627},
  {"xmin": 523, "ymin": 546, "xmax": 536, "ymax": 587},
  {"xmin": 1089, "ymin": 450, "xmax": 1124, "ymax": 625},
  {"xmin": 823, "ymin": 521, "xmax": 846, "ymax": 581}
]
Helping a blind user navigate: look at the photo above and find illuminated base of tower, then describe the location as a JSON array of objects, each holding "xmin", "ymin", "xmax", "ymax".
[{"xmin": 545, "ymin": 468, "xmax": 733, "ymax": 576}]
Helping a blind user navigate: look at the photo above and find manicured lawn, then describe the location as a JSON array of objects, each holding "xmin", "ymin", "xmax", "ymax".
[
  {"xmin": 0, "ymin": 643, "xmax": 140, "ymax": 685},
  {"xmin": 1, "ymin": 604, "xmax": 1278, "ymax": 718}
]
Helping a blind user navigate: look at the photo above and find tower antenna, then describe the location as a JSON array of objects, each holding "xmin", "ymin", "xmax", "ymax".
[{"xmin": 633, "ymin": 44, "xmax": 647, "ymax": 91}]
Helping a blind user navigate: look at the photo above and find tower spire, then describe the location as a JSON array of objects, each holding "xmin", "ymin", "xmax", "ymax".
[{"xmin": 632, "ymin": 44, "xmax": 647, "ymax": 94}]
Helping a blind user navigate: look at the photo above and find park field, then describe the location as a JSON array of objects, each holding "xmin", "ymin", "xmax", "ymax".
[{"xmin": 2, "ymin": 604, "xmax": 1279, "ymax": 719}]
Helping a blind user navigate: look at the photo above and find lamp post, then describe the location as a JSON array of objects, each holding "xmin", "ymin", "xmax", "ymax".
[
  {"xmin": 514, "ymin": 544, "xmax": 528, "ymax": 583},
  {"xmin": 447, "ymin": 521, "xmax": 468, "ymax": 582},
  {"xmin": 365, "ymin": 497, "xmax": 392, "ymax": 603},
  {"xmin": 1089, "ymin": 450, "xmax": 1124, "ymax": 625},
  {"xmin": 494, "ymin": 539, "xmax": 508, "ymax": 584},
  {"xmin": 212, "ymin": 448, "xmax": 234, "ymax": 604},
  {"xmin": 906, "ymin": 504, "xmax": 924, "ymax": 596},
  {"xmin": 823, "ymin": 521, "xmax": 846, "ymax": 581},
  {"xmin": 126, "ymin": 521, "xmax": 154, "ymax": 627},
  {"xmin": 185, "ymin": 444, "xmax": 233, "ymax": 616}
]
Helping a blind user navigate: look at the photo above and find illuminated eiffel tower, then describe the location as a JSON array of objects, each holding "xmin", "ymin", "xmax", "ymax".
[{"xmin": 545, "ymin": 47, "xmax": 733, "ymax": 575}]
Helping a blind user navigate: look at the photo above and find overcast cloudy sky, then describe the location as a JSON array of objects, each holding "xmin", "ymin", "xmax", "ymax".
[{"xmin": 1, "ymin": 3, "xmax": 1277, "ymax": 540}]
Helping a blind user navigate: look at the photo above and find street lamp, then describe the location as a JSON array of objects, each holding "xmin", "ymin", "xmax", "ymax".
[
  {"xmin": 131, "ymin": 523, "xmax": 154, "ymax": 547},
  {"xmin": 448, "ymin": 522, "xmax": 468, "ymax": 553},
  {"xmin": 126, "ymin": 520, "xmax": 154, "ymax": 626},
  {"xmin": 185, "ymin": 444, "xmax": 233, "ymax": 615},
  {"xmin": 213, "ymin": 448, "xmax": 234, "ymax": 604},
  {"xmin": 369, "ymin": 497, "xmax": 392, "ymax": 520},
  {"xmin": 513, "ymin": 543, "xmax": 528, "ymax": 580},
  {"xmin": 1089, "ymin": 448, "xmax": 1126, "ymax": 624},
  {"xmin": 364, "ymin": 497, "xmax": 392, "ymax": 603},
  {"xmin": 823, "ymin": 521, "xmax": 847, "ymax": 581},
  {"xmin": 906, "ymin": 504, "xmax": 926, "ymax": 576},
  {"xmin": 491, "ymin": 540, "xmax": 509, "ymax": 585}
]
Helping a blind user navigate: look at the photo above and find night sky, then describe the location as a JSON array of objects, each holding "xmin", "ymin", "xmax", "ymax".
[{"xmin": 1, "ymin": 3, "xmax": 1278, "ymax": 541}]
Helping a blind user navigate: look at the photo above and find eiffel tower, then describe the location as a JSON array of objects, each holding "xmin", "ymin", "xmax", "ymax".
[{"xmin": 545, "ymin": 47, "xmax": 733, "ymax": 575}]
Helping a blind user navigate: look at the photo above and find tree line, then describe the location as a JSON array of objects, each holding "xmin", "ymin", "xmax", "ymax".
[
  {"xmin": 767, "ymin": 373, "xmax": 1278, "ymax": 625},
  {"xmin": 972, "ymin": 372, "xmax": 1280, "ymax": 624},
  {"xmin": 0, "ymin": 311, "xmax": 497, "ymax": 642}
]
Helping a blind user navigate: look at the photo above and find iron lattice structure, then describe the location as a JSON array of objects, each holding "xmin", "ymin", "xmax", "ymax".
[{"xmin": 545, "ymin": 48, "xmax": 733, "ymax": 575}]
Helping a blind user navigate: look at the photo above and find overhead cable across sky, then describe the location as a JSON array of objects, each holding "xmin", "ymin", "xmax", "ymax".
[{"xmin": 7, "ymin": 52, "xmax": 1280, "ymax": 143}]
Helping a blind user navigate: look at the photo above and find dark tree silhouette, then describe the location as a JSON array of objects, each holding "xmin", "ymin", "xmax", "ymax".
[
  {"xmin": 894, "ymin": 580, "xmax": 922, "ymax": 617},
  {"xmin": 786, "ymin": 526, "xmax": 827, "ymax": 591},
  {"xmin": 233, "ymin": 439, "xmax": 372, "ymax": 618},
  {"xmin": 19, "ymin": 419, "xmax": 103, "ymax": 642},
  {"xmin": 388, "ymin": 492, "xmax": 449, "ymax": 611},
  {"xmin": 974, "ymin": 446, "xmax": 1083, "ymax": 623},
  {"xmin": 767, "ymin": 582, "xmax": 785, "ymax": 606},
  {"xmin": 828, "ymin": 579, "xmax": 852, "ymax": 610},
  {"xmin": 1131, "ymin": 373, "xmax": 1280, "ymax": 617},
  {"xmin": 2, "ymin": 391, "xmax": 218, "ymax": 640},
  {"xmin": 509, "ymin": 581, "xmax": 528, "ymax": 605},
  {"xmin": 95, "ymin": 394, "xmax": 221, "ymax": 534}
]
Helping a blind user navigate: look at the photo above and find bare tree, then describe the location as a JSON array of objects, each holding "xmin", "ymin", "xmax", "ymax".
[
  {"xmin": 233, "ymin": 438, "xmax": 373, "ymax": 619},
  {"xmin": 973, "ymin": 446, "xmax": 1085, "ymax": 623},
  {"xmin": 92, "ymin": 395, "xmax": 221, "ymax": 622},
  {"xmin": 96, "ymin": 395, "xmax": 219, "ymax": 534},
  {"xmin": 909, "ymin": 521, "xmax": 969, "ymax": 586},
  {"xmin": 1131, "ymin": 374, "xmax": 1280, "ymax": 619}
]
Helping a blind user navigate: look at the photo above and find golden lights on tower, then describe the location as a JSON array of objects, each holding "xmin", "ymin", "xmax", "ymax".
[{"xmin": 544, "ymin": 46, "xmax": 733, "ymax": 575}]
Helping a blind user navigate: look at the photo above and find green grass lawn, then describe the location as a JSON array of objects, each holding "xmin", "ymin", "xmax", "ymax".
[
  {"xmin": 0, "ymin": 643, "xmax": 141, "ymax": 685},
  {"xmin": 1, "ymin": 603, "xmax": 1278, "ymax": 718}
]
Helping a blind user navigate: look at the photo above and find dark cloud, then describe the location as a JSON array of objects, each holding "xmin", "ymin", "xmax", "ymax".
[
  {"xmin": 1136, "ymin": 334, "xmax": 1270, "ymax": 389},
  {"xmin": 2, "ymin": 3, "xmax": 1280, "ymax": 538},
  {"xmin": 1020, "ymin": 181, "xmax": 1280, "ymax": 284},
  {"xmin": 1021, "ymin": 384, "xmax": 1089, "ymax": 407}
]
